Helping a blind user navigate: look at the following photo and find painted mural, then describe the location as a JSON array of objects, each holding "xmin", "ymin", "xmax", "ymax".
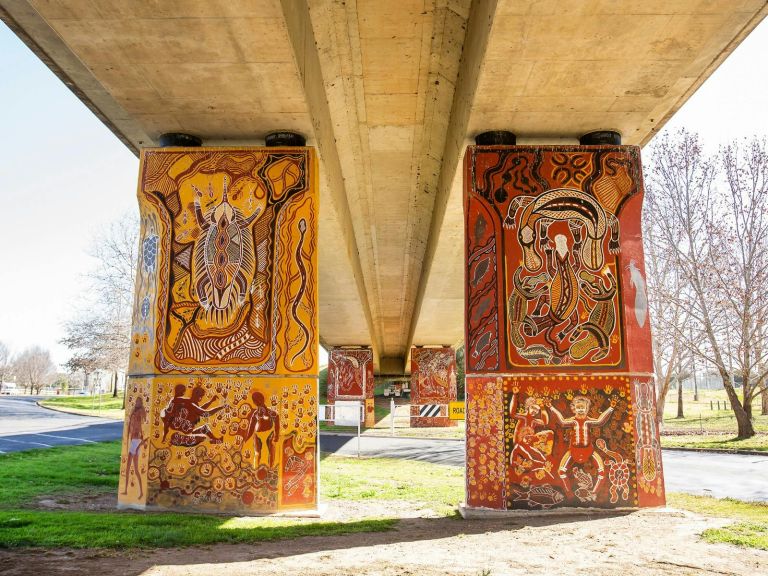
[
  {"xmin": 410, "ymin": 347, "xmax": 457, "ymax": 427},
  {"xmin": 119, "ymin": 376, "xmax": 317, "ymax": 512},
  {"xmin": 128, "ymin": 148, "xmax": 318, "ymax": 376},
  {"xmin": 504, "ymin": 375, "xmax": 635, "ymax": 509},
  {"xmin": 633, "ymin": 377, "xmax": 664, "ymax": 500},
  {"xmin": 465, "ymin": 375, "xmax": 505, "ymax": 508},
  {"xmin": 119, "ymin": 147, "xmax": 319, "ymax": 514},
  {"xmin": 327, "ymin": 347, "xmax": 375, "ymax": 427},
  {"xmin": 463, "ymin": 145, "xmax": 665, "ymax": 510},
  {"xmin": 328, "ymin": 348, "xmax": 373, "ymax": 401}
]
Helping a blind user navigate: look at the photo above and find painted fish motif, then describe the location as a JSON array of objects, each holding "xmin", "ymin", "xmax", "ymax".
[
  {"xmin": 573, "ymin": 467, "xmax": 597, "ymax": 502},
  {"xmin": 628, "ymin": 260, "xmax": 648, "ymax": 328},
  {"xmin": 511, "ymin": 484, "xmax": 565, "ymax": 509},
  {"xmin": 519, "ymin": 344, "xmax": 554, "ymax": 364}
]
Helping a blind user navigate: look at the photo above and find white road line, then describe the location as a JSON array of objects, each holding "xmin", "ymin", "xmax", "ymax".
[
  {"xmin": 0, "ymin": 438, "xmax": 53, "ymax": 447},
  {"xmin": 35, "ymin": 433, "xmax": 96, "ymax": 443}
]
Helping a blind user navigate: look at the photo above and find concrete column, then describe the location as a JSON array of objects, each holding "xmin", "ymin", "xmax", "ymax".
[
  {"xmin": 409, "ymin": 346, "xmax": 457, "ymax": 428},
  {"xmin": 463, "ymin": 143, "xmax": 665, "ymax": 511},
  {"xmin": 118, "ymin": 145, "xmax": 319, "ymax": 514},
  {"xmin": 327, "ymin": 347, "xmax": 375, "ymax": 427}
]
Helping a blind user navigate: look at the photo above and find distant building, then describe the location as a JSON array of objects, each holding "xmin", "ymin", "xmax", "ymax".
[{"xmin": 1, "ymin": 382, "xmax": 18, "ymax": 394}]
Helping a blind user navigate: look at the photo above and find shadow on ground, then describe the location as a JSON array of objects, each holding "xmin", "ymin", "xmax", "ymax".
[{"xmin": 0, "ymin": 511, "xmax": 631, "ymax": 576}]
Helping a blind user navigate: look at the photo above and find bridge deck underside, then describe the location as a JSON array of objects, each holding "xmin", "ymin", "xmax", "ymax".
[{"xmin": 1, "ymin": 0, "xmax": 765, "ymax": 373}]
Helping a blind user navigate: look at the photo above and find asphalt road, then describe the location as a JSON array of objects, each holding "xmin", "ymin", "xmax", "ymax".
[
  {"xmin": 0, "ymin": 396, "xmax": 123, "ymax": 453},
  {"xmin": 320, "ymin": 434, "xmax": 768, "ymax": 502},
  {"xmin": 2, "ymin": 396, "xmax": 766, "ymax": 502}
]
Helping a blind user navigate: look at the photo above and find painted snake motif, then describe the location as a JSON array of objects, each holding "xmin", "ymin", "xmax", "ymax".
[{"xmin": 289, "ymin": 219, "xmax": 310, "ymax": 366}]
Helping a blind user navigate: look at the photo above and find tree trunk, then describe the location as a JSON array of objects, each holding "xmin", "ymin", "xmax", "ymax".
[
  {"xmin": 112, "ymin": 371, "xmax": 118, "ymax": 398},
  {"xmin": 723, "ymin": 380, "xmax": 755, "ymax": 439},
  {"xmin": 656, "ymin": 393, "xmax": 667, "ymax": 427},
  {"xmin": 676, "ymin": 382, "xmax": 684, "ymax": 419},
  {"xmin": 656, "ymin": 374, "xmax": 672, "ymax": 427},
  {"xmin": 762, "ymin": 386, "xmax": 768, "ymax": 416}
]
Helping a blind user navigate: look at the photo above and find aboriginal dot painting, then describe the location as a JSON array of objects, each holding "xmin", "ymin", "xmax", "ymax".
[
  {"xmin": 119, "ymin": 147, "xmax": 319, "ymax": 513},
  {"xmin": 327, "ymin": 347, "xmax": 375, "ymax": 427},
  {"xmin": 464, "ymin": 146, "xmax": 664, "ymax": 510},
  {"xmin": 410, "ymin": 347, "xmax": 457, "ymax": 427}
]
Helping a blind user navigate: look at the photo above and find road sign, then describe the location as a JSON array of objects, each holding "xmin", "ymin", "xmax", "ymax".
[
  {"xmin": 449, "ymin": 401, "xmax": 465, "ymax": 420},
  {"xmin": 334, "ymin": 400, "xmax": 363, "ymax": 426}
]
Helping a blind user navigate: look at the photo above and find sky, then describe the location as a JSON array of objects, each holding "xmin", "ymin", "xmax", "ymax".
[
  {"xmin": 654, "ymin": 17, "xmax": 768, "ymax": 150},
  {"xmin": 1, "ymin": 17, "xmax": 767, "ymax": 369}
]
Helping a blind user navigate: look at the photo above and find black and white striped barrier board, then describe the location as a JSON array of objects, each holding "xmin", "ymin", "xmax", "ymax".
[{"xmin": 417, "ymin": 404, "xmax": 442, "ymax": 418}]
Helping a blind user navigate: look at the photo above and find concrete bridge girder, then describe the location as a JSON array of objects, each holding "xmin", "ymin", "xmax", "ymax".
[{"xmin": 1, "ymin": 0, "xmax": 766, "ymax": 374}]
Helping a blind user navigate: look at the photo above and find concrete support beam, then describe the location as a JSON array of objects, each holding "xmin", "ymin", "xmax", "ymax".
[
  {"xmin": 280, "ymin": 0, "xmax": 382, "ymax": 366},
  {"xmin": 409, "ymin": 346, "xmax": 457, "ymax": 428},
  {"xmin": 463, "ymin": 143, "xmax": 665, "ymax": 511},
  {"xmin": 327, "ymin": 347, "xmax": 375, "ymax": 427},
  {"xmin": 119, "ymin": 147, "xmax": 320, "ymax": 514},
  {"xmin": 3, "ymin": 0, "xmax": 767, "ymax": 377}
]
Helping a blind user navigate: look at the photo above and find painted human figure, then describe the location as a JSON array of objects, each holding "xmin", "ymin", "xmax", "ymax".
[
  {"xmin": 122, "ymin": 396, "xmax": 148, "ymax": 498},
  {"xmin": 549, "ymin": 395, "xmax": 614, "ymax": 499},
  {"xmin": 237, "ymin": 391, "xmax": 280, "ymax": 468},
  {"xmin": 509, "ymin": 390, "xmax": 554, "ymax": 467},
  {"xmin": 160, "ymin": 384, "xmax": 224, "ymax": 446}
]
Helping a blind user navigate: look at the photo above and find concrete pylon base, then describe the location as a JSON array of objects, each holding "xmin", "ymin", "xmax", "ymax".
[
  {"xmin": 117, "ymin": 501, "xmax": 328, "ymax": 518},
  {"xmin": 458, "ymin": 502, "xmax": 640, "ymax": 520}
]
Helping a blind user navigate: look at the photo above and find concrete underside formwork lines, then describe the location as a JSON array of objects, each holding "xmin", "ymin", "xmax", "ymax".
[{"xmin": 3, "ymin": 0, "xmax": 768, "ymax": 374}]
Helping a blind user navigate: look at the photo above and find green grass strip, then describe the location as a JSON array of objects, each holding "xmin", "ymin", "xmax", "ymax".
[
  {"xmin": 0, "ymin": 442, "xmax": 426, "ymax": 548},
  {"xmin": 319, "ymin": 455, "xmax": 463, "ymax": 515},
  {"xmin": 661, "ymin": 434, "xmax": 768, "ymax": 452},
  {"xmin": 667, "ymin": 493, "xmax": 768, "ymax": 522},
  {"xmin": 702, "ymin": 522, "xmax": 768, "ymax": 551},
  {"xmin": 0, "ymin": 442, "xmax": 121, "ymax": 506},
  {"xmin": 41, "ymin": 394, "xmax": 125, "ymax": 411},
  {"xmin": 0, "ymin": 510, "xmax": 396, "ymax": 548},
  {"xmin": 668, "ymin": 493, "xmax": 768, "ymax": 551}
]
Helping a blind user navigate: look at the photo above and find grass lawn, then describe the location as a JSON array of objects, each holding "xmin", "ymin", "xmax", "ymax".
[
  {"xmin": 2, "ymin": 441, "xmax": 765, "ymax": 550},
  {"xmin": 667, "ymin": 493, "xmax": 768, "ymax": 551},
  {"xmin": 661, "ymin": 434, "xmax": 768, "ymax": 452},
  {"xmin": 41, "ymin": 394, "xmax": 125, "ymax": 420},
  {"xmin": 320, "ymin": 454, "xmax": 463, "ymax": 516},
  {"xmin": 0, "ymin": 442, "xmax": 459, "ymax": 549},
  {"xmin": 662, "ymin": 389, "xmax": 768, "ymax": 434}
]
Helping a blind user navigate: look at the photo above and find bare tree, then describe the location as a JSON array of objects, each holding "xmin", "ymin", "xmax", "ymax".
[
  {"xmin": 62, "ymin": 212, "xmax": 139, "ymax": 395},
  {"xmin": 88, "ymin": 212, "xmax": 139, "ymax": 322},
  {"xmin": 708, "ymin": 138, "xmax": 768, "ymax": 429},
  {"xmin": 61, "ymin": 315, "xmax": 114, "ymax": 392},
  {"xmin": 0, "ymin": 341, "xmax": 10, "ymax": 393},
  {"xmin": 646, "ymin": 130, "xmax": 768, "ymax": 438},
  {"xmin": 13, "ymin": 346, "xmax": 55, "ymax": 394},
  {"xmin": 643, "ymin": 194, "xmax": 689, "ymax": 425}
]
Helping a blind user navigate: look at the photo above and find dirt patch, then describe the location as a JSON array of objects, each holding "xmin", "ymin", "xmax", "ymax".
[
  {"xmin": 32, "ymin": 491, "xmax": 117, "ymax": 512},
  {"xmin": 320, "ymin": 499, "xmax": 445, "ymax": 521},
  {"xmin": 29, "ymin": 495, "xmax": 441, "ymax": 520},
  {"xmin": 1, "ymin": 506, "xmax": 765, "ymax": 575}
]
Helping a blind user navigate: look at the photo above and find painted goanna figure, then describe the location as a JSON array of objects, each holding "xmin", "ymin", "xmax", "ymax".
[{"xmin": 549, "ymin": 395, "xmax": 614, "ymax": 501}]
